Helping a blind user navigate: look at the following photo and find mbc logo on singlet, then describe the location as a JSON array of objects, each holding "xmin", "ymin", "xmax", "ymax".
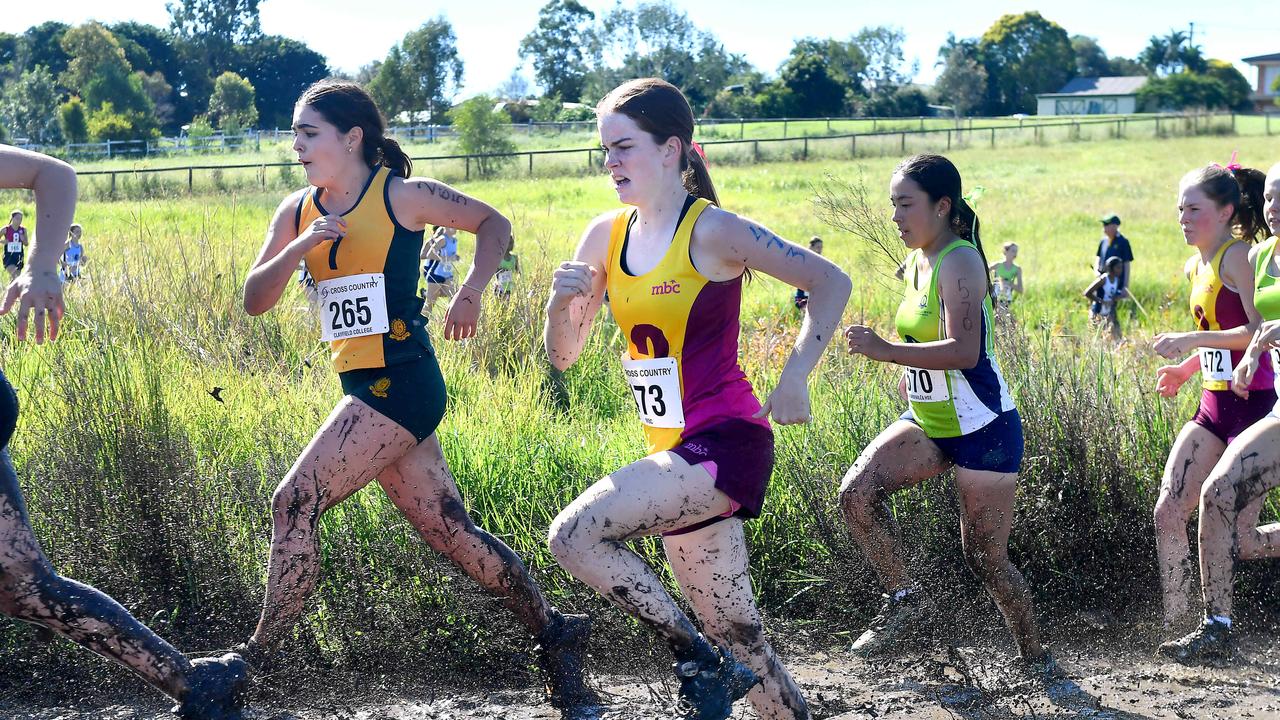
[{"xmin": 650, "ymin": 280, "xmax": 681, "ymax": 296}]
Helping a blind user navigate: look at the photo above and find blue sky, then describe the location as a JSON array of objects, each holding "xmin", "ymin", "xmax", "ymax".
[{"xmin": 13, "ymin": 0, "xmax": 1278, "ymax": 97}]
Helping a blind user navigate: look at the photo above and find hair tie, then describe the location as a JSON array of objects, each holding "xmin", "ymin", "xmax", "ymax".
[
  {"xmin": 689, "ymin": 141, "xmax": 707, "ymax": 166},
  {"xmin": 1212, "ymin": 150, "xmax": 1241, "ymax": 173}
]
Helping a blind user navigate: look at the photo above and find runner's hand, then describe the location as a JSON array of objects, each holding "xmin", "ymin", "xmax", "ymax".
[
  {"xmin": 1155, "ymin": 363, "xmax": 1193, "ymax": 398},
  {"xmin": 754, "ymin": 374, "xmax": 811, "ymax": 425},
  {"xmin": 845, "ymin": 324, "xmax": 892, "ymax": 361},
  {"xmin": 548, "ymin": 262, "xmax": 596, "ymax": 308},
  {"xmin": 1152, "ymin": 332, "xmax": 1194, "ymax": 359},
  {"xmin": 1232, "ymin": 353, "xmax": 1260, "ymax": 398},
  {"xmin": 442, "ymin": 283, "xmax": 481, "ymax": 341},
  {"xmin": 1, "ymin": 269, "xmax": 63, "ymax": 343},
  {"xmin": 296, "ymin": 214, "xmax": 346, "ymax": 253}
]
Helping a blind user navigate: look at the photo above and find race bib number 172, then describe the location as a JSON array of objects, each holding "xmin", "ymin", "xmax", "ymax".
[
  {"xmin": 317, "ymin": 273, "xmax": 390, "ymax": 342},
  {"xmin": 621, "ymin": 355, "xmax": 685, "ymax": 428}
]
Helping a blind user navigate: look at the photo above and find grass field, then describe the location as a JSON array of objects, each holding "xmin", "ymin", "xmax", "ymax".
[{"xmin": 1, "ymin": 128, "xmax": 1278, "ymax": 694}]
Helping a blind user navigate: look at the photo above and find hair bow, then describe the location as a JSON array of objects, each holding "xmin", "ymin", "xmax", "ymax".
[
  {"xmin": 690, "ymin": 141, "xmax": 708, "ymax": 165},
  {"xmin": 1213, "ymin": 150, "xmax": 1241, "ymax": 172}
]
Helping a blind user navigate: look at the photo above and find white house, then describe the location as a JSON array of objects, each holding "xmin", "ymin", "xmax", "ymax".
[
  {"xmin": 1036, "ymin": 76, "xmax": 1148, "ymax": 116},
  {"xmin": 1243, "ymin": 52, "xmax": 1280, "ymax": 112}
]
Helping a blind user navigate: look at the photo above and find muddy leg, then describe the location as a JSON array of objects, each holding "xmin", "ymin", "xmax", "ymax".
[
  {"xmin": 547, "ymin": 452, "xmax": 731, "ymax": 658},
  {"xmin": 666, "ymin": 518, "xmax": 809, "ymax": 720},
  {"xmin": 955, "ymin": 467, "xmax": 1043, "ymax": 659},
  {"xmin": 838, "ymin": 420, "xmax": 950, "ymax": 593},
  {"xmin": 0, "ymin": 449, "xmax": 193, "ymax": 699},
  {"xmin": 1153, "ymin": 423, "xmax": 1223, "ymax": 624},
  {"xmin": 379, "ymin": 434, "xmax": 554, "ymax": 634},
  {"xmin": 250, "ymin": 397, "xmax": 416, "ymax": 648},
  {"xmin": 1198, "ymin": 418, "xmax": 1280, "ymax": 619}
]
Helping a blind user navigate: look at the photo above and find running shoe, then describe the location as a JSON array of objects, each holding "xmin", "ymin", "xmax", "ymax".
[
  {"xmin": 536, "ymin": 613, "xmax": 606, "ymax": 715},
  {"xmin": 172, "ymin": 652, "xmax": 249, "ymax": 720},
  {"xmin": 850, "ymin": 590, "xmax": 929, "ymax": 656},
  {"xmin": 1020, "ymin": 651, "xmax": 1095, "ymax": 708},
  {"xmin": 672, "ymin": 646, "xmax": 760, "ymax": 720},
  {"xmin": 1158, "ymin": 618, "xmax": 1233, "ymax": 665}
]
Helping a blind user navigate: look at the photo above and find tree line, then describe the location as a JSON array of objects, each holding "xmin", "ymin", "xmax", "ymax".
[{"xmin": 0, "ymin": 0, "xmax": 1264, "ymax": 148}]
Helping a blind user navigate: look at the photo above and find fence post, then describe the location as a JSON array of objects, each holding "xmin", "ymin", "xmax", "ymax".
[
  {"xmin": 900, "ymin": 132, "xmax": 905, "ymax": 153},
  {"xmin": 851, "ymin": 135, "xmax": 856, "ymax": 158},
  {"xmin": 587, "ymin": 149, "xmax": 593, "ymax": 167},
  {"xmin": 990, "ymin": 127, "xmax": 996, "ymax": 148},
  {"xmin": 188, "ymin": 167, "xmax": 193, "ymax": 192},
  {"xmin": 740, "ymin": 118, "xmax": 745, "ymax": 139},
  {"xmin": 260, "ymin": 165, "xmax": 266, "ymax": 190},
  {"xmin": 1231, "ymin": 113, "xmax": 1236, "ymax": 134},
  {"xmin": 782, "ymin": 118, "xmax": 788, "ymax": 138},
  {"xmin": 826, "ymin": 117, "xmax": 831, "ymax": 132},
  {"xmin": 110, "ymin": 172, "xmax": 116, "ymax": 195},
  {"xmin": 947, "ymin": 129, "xmax": 952, "ymax": 150},
  {"xmin": 872, "ymin": 118, "xmax": 877, "ymax": 132},
  {"xmin": 106, "ymin": 140, "xmax": 113, "ymax": 159},
  {"xmin": 529, "ymin": 153, "xmax": 534, "ymax": 175},
  {"xmin": 465, "ymin": 156, "xmax": 470, "ymax": 180},
  {"xmin": 803, "ymin": 137, "xmax": 808, "ymax": 160},
  {"xmin": 753, "ymin": 140, "xmax": 759, "ymax": 162},
  {"xmin": 919, "ymin": 117, "xmax": 925, "ymax": 131}
]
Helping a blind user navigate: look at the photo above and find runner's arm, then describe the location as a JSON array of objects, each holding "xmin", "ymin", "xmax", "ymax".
[
  {"xmin": 544, "ymin": 213, "xmax": 611, "ymax": 371},
  {"xmin": 243, "ymin": 188, "xmax": 328, "ymax": 315},
  {"xmin": 0, "ymin": 145, "xmax": 75, "ymax": 342}
]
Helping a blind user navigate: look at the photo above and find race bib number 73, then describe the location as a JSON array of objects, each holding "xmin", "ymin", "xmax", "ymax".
[
  {"xmin": 621, "ymin": 355, "xmax": 685, "ymax": 428},
  {"xmin": 317, "ymin": 273, "xmax": 390, "ymax": 342}
]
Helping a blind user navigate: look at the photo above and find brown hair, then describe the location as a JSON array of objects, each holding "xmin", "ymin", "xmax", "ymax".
[
  {"xmin": 894, "ymin": 153, "xmax": 991, "ymax": 293},
  {"xmin": 298, "ymin": 80, "xmax": 412, "ymax": 179},
  {"xmin": 597, "ymin": 78, "xmax": 718, "ymax": 206},
  {"xmin": 1180, "ymin": 163, "xmax": 1268, "ymax": 242}
]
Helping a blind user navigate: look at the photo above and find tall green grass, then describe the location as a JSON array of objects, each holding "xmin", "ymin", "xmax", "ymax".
[{"xmin": 0, "ymin": 131, "xmax": 1278, "ymax": 697}]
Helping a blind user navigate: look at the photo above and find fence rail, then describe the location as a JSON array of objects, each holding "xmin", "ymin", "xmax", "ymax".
[{"xmin": 65, "ymin": 112, "xmax": 1259, "ymax": 198}]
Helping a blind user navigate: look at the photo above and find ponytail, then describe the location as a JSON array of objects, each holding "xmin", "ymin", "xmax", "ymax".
[
  {"xmin": 951, "ymin": 197, "xmax": 991, "ymax": 295},
  {"xmin": 376, "ymin": 135, "xmax": 412, "ymax": 179},
  {"xmin": 681, "ymin": 143, "xmax": 719, "ymax": 207},
  {"xmin": 1232, "ymin": 167, "xmax": 1267, "ymax": 242}
]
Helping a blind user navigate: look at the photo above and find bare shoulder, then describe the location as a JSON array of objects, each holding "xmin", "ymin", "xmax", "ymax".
[
  {"xmin": 576, "ymin": 209, "xmax": 622, "ymax": 261},
  {"xmin": 271, "ymin": 187, "xmax": 310, "ymax": 228},
  {"xmin": 939, "ymin": 243, "xmax": 987, "ymax": 281}
]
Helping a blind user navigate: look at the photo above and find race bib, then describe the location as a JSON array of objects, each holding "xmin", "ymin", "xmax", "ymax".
[
  {"xmin": 621, "ymin": 355, "xmax": 685, "ymax": 428},
  {"xmin": 317, "ymin": 273, "xmax": 389, "ymax": 342},
  {"xmin": 904, "ymin": 366, "xmax": 950, "ymax": 403},
  {"xmin": 1199, "ymin": 347, "xmax": 1232, "ymax": 383},
  {"xmin": 5, "ymin": 242, "xmax": 21, "ymax": 254}
]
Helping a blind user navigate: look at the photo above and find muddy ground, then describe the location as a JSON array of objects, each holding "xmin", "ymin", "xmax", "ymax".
[{"xmin": 3, "ymin": 620, "xmax": 1277, "ymax": 720}]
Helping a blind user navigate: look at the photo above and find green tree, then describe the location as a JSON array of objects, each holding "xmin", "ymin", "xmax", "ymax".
[
  {"xmin": 1137, "ymin": 72, "xmax": 1229, "ymax": 110},
  {"xmin": 519, "ymin": 0, "xmax": 596, "ymax": 102},
  {"xmin": 109, "ymin": 22, "xmax": 180, "ymax": 76},
  {"xmin": 59, "ymin": 96, "xmax": 90, "ymax": 144},
  {"xmin": 777, "ymin": 50, "xmax": 845, "ymax": 116},
  {"xmin": 1204, "ymin": 59, "xmax": 1253, "ymax": 111},
  {"xmin": 369, "ymin": 46, "xmax": 416, "ymax": 121},
  {"xmin": 58, "ymin": 22, "xmax": 158, "ymax": 140},
  {"xmin": 87, "ymin": 101, "xmax": 139, "ymax": 142},
  {"xmin": 235, "ymin": 35, "xmax": 327, "ymax": 129},
  {"xmin": 167, "ymin": 0, "xmax": 261, "ymax": 72},
  {"xmin": 1108, "ymin": 56, "xmax": 1146, "ymax": 76},
  {"xmin": 979, "ymin": 11, "xmax": 1075, "ymax": 115},
  {"xmin": 935, "ymin": 46, "xmax": 988, "ymax": 117},
  {"xmin": 1139, "ymin": 30, "xmax": 1207, "ymax": 76},
  {"xmin": 0, "ymin": 33, "xmax": 19, "ymax": 84},
  {"xmin": 1072, "ymin": 35, "xmax": 1111, "ymax": 77},
  {"xmin": 0, "ymin": 65, "xmax": 64, "ymax": 144},
  {"xmin": 450, "ymin": 95, "xmax": 515, "ymax": 178},
  {"xmin": 392, "ymin": 18, "xmax": 465, "ymax": 123},
  {"xmin": 139, "ymin": 71, "xmax": 176, "ymax": 130},
  {"xmin": 207, "ymin": 71, "xmax": 258, "ymax": 130},
  {"xmin": 59, "ymin": 22, "xmax": 130, "ymax": 97},
  {"xmin": 19, "ymin": 22, "xmax": 71, "ymax": 84},
  {"xmin": 854, "ymin": 27, "xmax": 915, "ymax": 95}
]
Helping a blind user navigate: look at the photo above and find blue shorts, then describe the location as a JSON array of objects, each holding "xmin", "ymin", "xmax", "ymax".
[{"xmin": 902, "ymin": 408, "xmax": 1024, "ymax": 474}]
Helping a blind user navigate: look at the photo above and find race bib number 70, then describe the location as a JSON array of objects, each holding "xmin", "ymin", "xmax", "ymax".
[
  {"xmin": 317, "ymin": 273, "xmax": 390, "ymax": 342},
  {"xmin": 622, "ymin": 355, "xmax": 685, "ymax": 428}
]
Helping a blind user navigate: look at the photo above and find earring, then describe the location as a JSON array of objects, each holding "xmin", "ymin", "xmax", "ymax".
[{"xmin": 347, "ymin": 146, "xmax": 353, "ymax": 153}]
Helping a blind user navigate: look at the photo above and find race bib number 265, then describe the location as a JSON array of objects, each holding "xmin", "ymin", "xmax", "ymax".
[{"xmin": 317, "ymin": 273, "xmax": 390, "ymax": 341}]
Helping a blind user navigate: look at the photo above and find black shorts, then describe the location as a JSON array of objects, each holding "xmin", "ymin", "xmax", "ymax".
[
  {"xmin": 665, "ymin": 418, "xmax": 774, "ymax": 536},
  {"xmin": 339, "ymin": 353, "xmax": 447, "ymax": 443},
  {"xmin": 0, "ymin": 369, "xmax": 16, "ymax": 450},
  {"xmin": 3, "ymin": 253, "xmax": 22, "ymax": 271}
]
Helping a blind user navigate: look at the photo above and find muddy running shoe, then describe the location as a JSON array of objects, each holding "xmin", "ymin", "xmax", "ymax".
[
  {"xmin": 672, "ymin": 647, "xmax": 760, "ymax": 720},
  {"xmin": 1159, "ymin": 619, "xmax": 1233, "ymax": 665},
  {"xmin": 537, "ymin": 613, "xmax": 606, "ymax": 715},
  {"xmin": 850, "ymin": 590, "xmax": 929, "ymax": 657},
  {"xmin": 1020, "ymin": 651, "xmax": 1096, "ymax": 708},
  {"xmin": 172, "ymin": 652, "xmax": 250, "ymax": 720}
]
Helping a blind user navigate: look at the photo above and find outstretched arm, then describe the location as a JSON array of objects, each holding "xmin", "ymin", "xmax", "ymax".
[
  {"xmin": 0, "ymin": 145, "xmax": 76, "ymax": 342},
  {"xmin": 544, "ymin": 213, "xmax": 611, "ymax": 372}
]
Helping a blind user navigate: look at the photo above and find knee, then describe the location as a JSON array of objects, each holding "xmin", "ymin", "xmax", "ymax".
[
  {"xmin": 0, "ymin": 558, "xmax": 58, "ymax": 619},
  {"xmin": 1153, "ymin": 493, "xmax": 1190, "ymax": 534},
  {"xmin": 1199, "ymin": 474, "xmax": 1237, "ymax": 515},
  {"xmin": 547, "ymin": 510, "xmax": 593, "ymax": 570},
  {"xmin": 837, "ymin": 466, "xmax": 881, "ymax": 520},
  {"xmin": 270, "ymin": 477, "xmax": 322, "ymax": 533}
]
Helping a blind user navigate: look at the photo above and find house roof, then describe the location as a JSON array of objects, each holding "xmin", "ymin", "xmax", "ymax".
[
  {"xmin": 1038, "ymin": 76, "xmax": 1148, "ymax": 98},
  {"xmin": 1244, "ymin": 52, "xmax": 1280, "ymax": 63}
]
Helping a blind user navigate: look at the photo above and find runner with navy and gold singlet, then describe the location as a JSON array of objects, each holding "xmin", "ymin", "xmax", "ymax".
[
  {"xmin": 545, "ymin": 78, "xmax": 850, "ymax": 720},
  {"xmin": 240, "ymin": 81, "xmax": 599, "ymax": 716},
  {"xmin": 1159, "ymin": 161, "xmax": 1280, "ymax": 664},
  {"xmin": 1150, "ymin": 161, "xmax": 1274, "ymax": 638},
  {"xmin": 841, "ymin": 154, "xmax": 1053, "ymax": 677}
]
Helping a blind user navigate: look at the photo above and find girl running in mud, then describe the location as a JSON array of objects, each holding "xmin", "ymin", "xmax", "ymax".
[
  {"xmin": 1150, "ymin": 160, "xmax": 1273, "ymax": 639},
  {"xmin": 239, "ymin": 81, "xmax": 599, "ymax": 715},
  {"xmin": 544, "ymin": 78, "xmax": 850, "ymax": 720},
  {"xmin": 0, "ymin": 145, "xmax": 247, "ymax": 720},
  {"xmin": 840, "ymin": 154, "xmax": 1052, "ymax": 674},
  {"xmin": 1161, "ymin": 160, "xmax": 1280, "ymax": 665}
]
